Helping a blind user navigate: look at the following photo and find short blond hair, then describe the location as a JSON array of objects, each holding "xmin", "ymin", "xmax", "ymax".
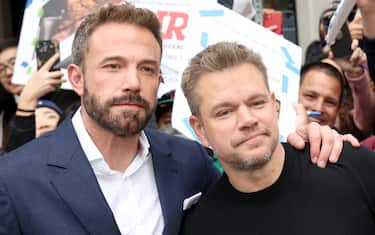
[{"xmin": 181, "ymin": 42, "xmax": 268, "ymax": 117}]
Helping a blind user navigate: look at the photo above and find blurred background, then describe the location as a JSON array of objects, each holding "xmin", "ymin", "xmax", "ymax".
[{"xmin": 0, "ymin": 0, "xmax": 338, "ymax": 59}]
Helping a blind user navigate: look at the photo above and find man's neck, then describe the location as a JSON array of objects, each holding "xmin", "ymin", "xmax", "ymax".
[
  {"xmin": 81, "ymin": 110, "xmax": 140, "ymax": 172},
  {"xmin": 225, "ymin": 143, "xmax": 285, "ymax": 193}
]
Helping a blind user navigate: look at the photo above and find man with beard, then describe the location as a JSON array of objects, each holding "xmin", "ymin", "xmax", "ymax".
[
  {"xmin": 180, "ymin": 42, "xmax": 375, "ymax": 235},
  {"xmin": 0, "ymin": 4, "xmax": 360, "ymax": 235}
]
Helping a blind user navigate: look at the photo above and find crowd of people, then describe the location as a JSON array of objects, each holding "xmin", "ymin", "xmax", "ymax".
[{"xmin": 0, "ymin": 0, "xmax": 374, "ymax": 234}]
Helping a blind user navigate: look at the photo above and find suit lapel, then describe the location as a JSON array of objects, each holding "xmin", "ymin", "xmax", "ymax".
[
  {"xmin": 146, "ymin": 129, "xmax": 182, "ymax": 235},
  {"xmin": 47, "ymin": 120, "xmax": 120, "ymax": 235}
]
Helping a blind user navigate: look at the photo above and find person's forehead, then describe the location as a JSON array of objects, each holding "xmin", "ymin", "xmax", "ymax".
[
  {"xmin": 301, "ymin": 70, "xmax": 341, "ymax": 97},
  {"xmin": 302, "ymin": 69, "xmax": 340, "ymax": 85},
  {"xmin": 197, "ymin": 64, "xmax": 269, "ymax": 105},
  {"xmin": 198, "ymin": 63, "xmax": 266, "ymax": 89},
  {"xmin": 87, "ymin": 22, "xmax": 161, "ymax": 59},
  {"xmin": 0, "ymin": 46, "xmax": 17, "ymax": 62},
  {"xmin": 36, "ymin": 107, "xmax": 60, "ymax": 116}
]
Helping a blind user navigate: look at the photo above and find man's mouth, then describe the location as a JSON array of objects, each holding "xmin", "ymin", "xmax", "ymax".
[{"xmin": 233, "ymin": 131, "xmax": 268, "ymax": 147}]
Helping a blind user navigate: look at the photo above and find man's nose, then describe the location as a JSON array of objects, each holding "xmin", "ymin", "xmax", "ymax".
[
  {"xmin": 310, "ymin": 99, "xmax": 324, "ymax": 112},
  {"xmin": 121, "ymin": 67, "xmax": 141, "ymax": 92},
  {"xmin": 237, "ymin": 105, "xmax": 257, "ymax": 129}
]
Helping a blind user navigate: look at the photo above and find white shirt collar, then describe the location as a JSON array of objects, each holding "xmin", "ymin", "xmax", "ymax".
[
  {"xmin": 71, "ymin": 107, "xmax": 151, "ymax": 175},
  {"xmin": 71, "ymin": 108, "xmax": 164, "ymax": 234}
]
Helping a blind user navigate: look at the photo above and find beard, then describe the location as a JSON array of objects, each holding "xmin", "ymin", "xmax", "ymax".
[
  {"xmin": 83, "ymin": 85, "xmax": 155, "ymax": 137},
  {"xmin": 226, "ymin": 150, "xmax": 273, "ymax": 171},
  {"xmin": 224, "ymin": 130, "xmax": 278, "ymax": 171}
]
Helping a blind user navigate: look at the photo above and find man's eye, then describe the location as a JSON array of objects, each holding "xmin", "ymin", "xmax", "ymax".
[
  {"xmin": 104, "ymin": 64, "xmax": 121, "ymax": 70},
  {"xmin": 252, "ymin": 100, "xmax": 266, "ymax": 108},
  {"xmin": 216, "ymin": 109, "xmax": 232, "ymax": 117},
  {"xmin": 139, "ymin": 66, "xmax": 157, "ymax": 76},
  {"xmin": 304, "ymin": 94, "xmax": 315, "ymax": 100},
  {"xmin": 325, "ymin": 100, "xmax": 338, "ymax": 107},
  {"xmin": 48, "ymin": 115, "xmax": 59, "ymax": 120}
]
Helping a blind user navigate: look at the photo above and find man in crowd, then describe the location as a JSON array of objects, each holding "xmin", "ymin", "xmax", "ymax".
[
  {"xmin": 155, "ymin": 90, "xmax": 174, "ymax": 130},
  {"xmin": 298, "ymin": 61, "xmax": 345, "ymax": 128},
  {"xmin": 180, "ymin": 41, "xmax": 375, "ymax": 234},
  {"xmin": 0, "ymin": 4, "xmax": 359, "ymax": 235}
]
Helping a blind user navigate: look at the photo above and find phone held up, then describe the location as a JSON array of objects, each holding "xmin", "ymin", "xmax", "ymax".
[
  {"xmin": 36, "ymin": 40, "xmax": 60, "ymax": 71},
  {"xmin": 330, "ymin": 23, "xmax": 353, "ymax": 59}
]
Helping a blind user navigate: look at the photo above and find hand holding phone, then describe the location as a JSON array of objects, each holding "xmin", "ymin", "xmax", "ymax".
[
  {"xmin": 330, "ymin": 23, "xmax": 353, "ymax": 58},
  {"xmin": 36, "ymin": 40, "xmax": 60, "ymax": 71}
]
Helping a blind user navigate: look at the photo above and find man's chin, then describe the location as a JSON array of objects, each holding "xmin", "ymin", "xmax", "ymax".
[{"xmin": 226, "ymin": 153, "xmax": 272, "ymax": 171}]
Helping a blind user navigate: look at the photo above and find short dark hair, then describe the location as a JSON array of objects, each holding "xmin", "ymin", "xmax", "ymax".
[
  {"xmin": 72, "ymin": 3, "xmax": 162, "ymax": 70},
  {"xmin": 300, "ymin": 61, "xmax": 345, "ymax": 106},
  {"xmin": 304, "ymin": 40, "xmax": 327, "ymax": 64},
  {"xmin": 0, "ymin": 38, "xmax": 18, "ymax": 52}
]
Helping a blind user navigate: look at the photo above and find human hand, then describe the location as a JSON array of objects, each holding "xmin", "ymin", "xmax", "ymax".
[
  {"xmin": 347, "ymin": 46, "xmax": 368, "ymax": 77},
  {"xmin": 334, "ymin": 45, "xmax": 367, "ymax": 78},
  {"xmin": 348, "ymin": 15, "xmax": 363, "ymax": 40},
  {"xmin": 17, "ymin": 54, "xmax": 64, "ymax": 112},
  {"xmin": 287, "ymin": 122, "xmax": 360, "ymax": 168},
  {"xmin": 293, "ymin": 103, "xmax": 308, "ymax": 130}
]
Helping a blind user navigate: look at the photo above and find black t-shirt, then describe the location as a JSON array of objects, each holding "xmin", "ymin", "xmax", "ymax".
[{"xmin": 181, "ymin": 143, "xmax": 375, "ymax": 235}]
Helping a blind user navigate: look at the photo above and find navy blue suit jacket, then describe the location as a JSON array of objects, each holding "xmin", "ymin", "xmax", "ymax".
[{"xmin": 0, "ymin": 118, "xmax": 220, "ymax": 235}]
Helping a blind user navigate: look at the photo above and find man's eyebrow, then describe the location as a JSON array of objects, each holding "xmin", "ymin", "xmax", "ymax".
[
  {"xmin": 211, "ymin": 101, "xmax": 234, "ymax": 112},
  {"xmin": 42, "ymin": 110, "xmax": 55, "ymax": 114},
  {"xmin": 210, "ymin": 93, "xmax": 269, "ymax": 110},
  {"xmin": 99, "ymin": 56, "xmax": 124, "ymax": 64},
  {"xmin": 99, "ymin": 57, "xmax": 159, "ymax": 66},
  {"xmin": 138, "ymin": 59, "xmax": 160, "ymax": 66}
]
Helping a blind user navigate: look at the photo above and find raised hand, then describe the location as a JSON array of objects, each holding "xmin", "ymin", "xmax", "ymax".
[{"xmin": 17, "ymin": 53, "xmax": 65, "ymax": 116}]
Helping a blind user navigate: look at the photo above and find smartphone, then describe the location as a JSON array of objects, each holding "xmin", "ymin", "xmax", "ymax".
[
  {"xmin": 36, "ymin": 40, "xmax": 60, "ymax": 71},
  {"xmin": 330, "ymin": 23, "xmax": 352, "ymax": 58}
]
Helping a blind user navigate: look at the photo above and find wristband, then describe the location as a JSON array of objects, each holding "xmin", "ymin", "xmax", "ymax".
[{"xmin": 17, "ymin": 108, "xmax": 35, "ymax": 113}]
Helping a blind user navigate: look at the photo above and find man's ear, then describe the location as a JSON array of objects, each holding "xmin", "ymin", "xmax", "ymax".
[
  {"xmin": 271, "ymin": 92, "xmax": 276, "ymax": 102},
  {"xmin": 189, "ymin": 115, "xmax": 210, "ymax": 147},
  {"xmin": 270, "ymin": 92, "xmax": 278, "ymax": 111},
  {"xmin": 67, "ymin": 64, "xmax": 84, "ymax": 96}
]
